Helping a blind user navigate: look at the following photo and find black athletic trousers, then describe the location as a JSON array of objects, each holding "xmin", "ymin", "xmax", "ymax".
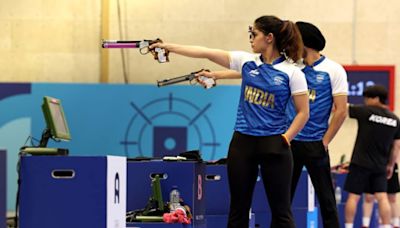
[
  {"xmin": 290, "ymin": 140, "xmax": 339, "ymax": 228},
  {"xmin": 226, "ymin": 131, "xmax": 295, "ymax": 228}
]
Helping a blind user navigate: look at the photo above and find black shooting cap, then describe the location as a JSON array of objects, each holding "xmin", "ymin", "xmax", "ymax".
[{"xmin": 296, "ymin": 21, "xmax": 326, "ymax": 51}]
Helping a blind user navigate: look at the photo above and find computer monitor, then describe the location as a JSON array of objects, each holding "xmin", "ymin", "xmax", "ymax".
[{"xmin": 39, "ymin": 96, "xmax": 71, "ymax": 147}]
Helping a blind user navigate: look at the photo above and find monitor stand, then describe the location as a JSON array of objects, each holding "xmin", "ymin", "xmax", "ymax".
[
  {"xmin": 20, "ymin": 127, "xmax": 69, "ymax": 155},
  {"xmin": 20, "ymin": 147, "xmax": 69, "ymax": 156}
]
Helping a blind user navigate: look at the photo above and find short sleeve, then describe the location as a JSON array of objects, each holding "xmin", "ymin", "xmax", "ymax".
[
  {"xmin": 229, "ymin": 51, "xmax": 253, "ymax": 72},
  {"xmin": 395, "ymin": 127, "xmax": 400, "ymax": 139},
  {"xmin": 289, "ymin": 68, "xmax": 308, "ymax": 95},
  {"xmin": 349, "ymin": 105, "xmax": 365, "ymax": 119},
  {"xmin": 331, "ymin": 64, "xmax": 348, "ymax": 96}
]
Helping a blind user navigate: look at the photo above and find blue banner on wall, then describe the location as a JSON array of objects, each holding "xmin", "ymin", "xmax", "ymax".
[
  {"xmin": 0, "ymin": 83, "xmax": 241, "ymax": 160},
  {"xmin": 345, "ymin": 65, "xmax": 395, "ymax": 110}
]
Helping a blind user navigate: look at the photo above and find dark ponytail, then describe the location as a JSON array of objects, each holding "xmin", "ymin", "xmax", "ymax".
[{"xmin": 254, "ymin": 16, "xmax": 303, "ymax": 62}]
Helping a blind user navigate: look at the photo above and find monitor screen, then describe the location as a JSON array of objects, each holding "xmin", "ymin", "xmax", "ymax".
[{"xmin": 41, "ymin": 96, "xmax": 71, "ymax": 142}]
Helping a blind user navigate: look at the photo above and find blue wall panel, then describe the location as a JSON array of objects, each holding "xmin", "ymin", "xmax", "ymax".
[{"xmin": 0, "ymin": 83, "xmax": 240, "ymax": 210}]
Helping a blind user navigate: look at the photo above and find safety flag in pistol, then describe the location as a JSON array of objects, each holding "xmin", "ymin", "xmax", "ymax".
[
  {"xmin": 157, "ymin": 69, "xmax": 216, "ymax": 89},
  {"xmin": 101, "ymin": 38, "xmax": 169, "ymax": 63}
]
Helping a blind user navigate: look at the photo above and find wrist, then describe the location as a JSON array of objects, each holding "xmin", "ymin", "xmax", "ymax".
[
  {"xmin": 164, "ymin": 43, "xmax": 175, "ymax": 52},
  {"xmin": 210, "ymin": 72, "xmax": 218, "ymax": 80},
  {"xmin": 282, "ymin": 134, "xmax": 291, "ymax": 146},
  {"xmin": 388, "ymin": 161, "xmax": 395, "ymax": 167}
]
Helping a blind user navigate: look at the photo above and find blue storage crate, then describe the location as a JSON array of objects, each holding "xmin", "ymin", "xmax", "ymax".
[
  {"xmin": 204, "ymin": 165, "xmax": 257, "ymax": 227},
  {"xmin": 205, "ymin": 165, "xmax": 317, "ymax": 227},
  {"xmin": 331, "ymin": 172, "xmax": 349, "ymax": 203},
  {"xmin": 19, "ymin": 156, "xmax": 126, "ymax": 228},
  {"xmin": 206, "ymin": 166, "xmax": 316, "ymax": 213},
  {"xmin": 205, "ymin": 215, "xmax": 228, "ymax": 228},
  {"xmin": 254, "ymin": 207, "xmax": 318, "ymax": 228},
  {"xmin": 252, "ymin": 169, "xmax": 315, "ymax": 212},
  {"xmin": 127, "ymin": 160, "xmax": 205, "ymax": 228},
  {"xmin": 126, "ymin": 223, "xmax": 191, "ymax": 228},
  {"xmin": 205, "ymin": 164, "xmax": 229, "ymax": 215},
  {"xmin": 205, "ymin": 213, "xmax": 255, "ymax": 228}
]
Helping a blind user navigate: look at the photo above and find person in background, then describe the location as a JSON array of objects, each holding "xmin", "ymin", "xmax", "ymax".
[
  {"xmin": 344, "ymin": 85, "xmax": 400, "ymax": 228},
  {"xmin": 286, "ymin": 21, "xmax": 348, "ymax": 228},
  {"xmin": 150, "ymin": 15, "xmax": 309, "ymax": 228},
  {"xmin": 361, "ymin": 160, "xmax": 400, "ymax": 228}
]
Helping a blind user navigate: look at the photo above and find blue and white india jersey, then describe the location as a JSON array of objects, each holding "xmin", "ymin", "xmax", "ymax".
[
  {"xmin": 230, "ymin": 51, "xmax": 308, "ymax": 136},
  {"xmin": 287, "ymin": 56, "xmax": 348, "ymax": 141}
]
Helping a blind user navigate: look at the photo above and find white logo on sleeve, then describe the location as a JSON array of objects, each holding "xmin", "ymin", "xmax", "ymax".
[
  {"xmin": 249, "ymin": 69, "xmax": 259, "ymax": 77},
  {"xmin": 368, "ymin": 114, "xmax": 397, "ymax": 127},
  {"xmin": 274, "ymin": 76, "xmax": 284, "ymax": 85}
]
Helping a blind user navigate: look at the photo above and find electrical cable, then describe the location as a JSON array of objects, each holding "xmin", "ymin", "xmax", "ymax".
[{"xmin": 117, "ymin": 0, "xmax": 129, "ymax": 84}]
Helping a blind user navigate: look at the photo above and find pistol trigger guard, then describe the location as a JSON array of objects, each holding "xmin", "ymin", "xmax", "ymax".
[
  {"xmin": 190, "ymin": 78, "xmax": 198, "ymax": 85},
  {"xmin": 139, "ymin": 47, "xmax": 149, "ymax": 55}
]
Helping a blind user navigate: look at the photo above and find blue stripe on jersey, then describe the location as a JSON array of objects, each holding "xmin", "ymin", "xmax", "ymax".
[
  {"xmin": 287, "ymin": 57, "xmax": 333, "ymax": 141},
  {"xmin": 235, "ymin": 56, "xmax": 291, "ymax": 136}
]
